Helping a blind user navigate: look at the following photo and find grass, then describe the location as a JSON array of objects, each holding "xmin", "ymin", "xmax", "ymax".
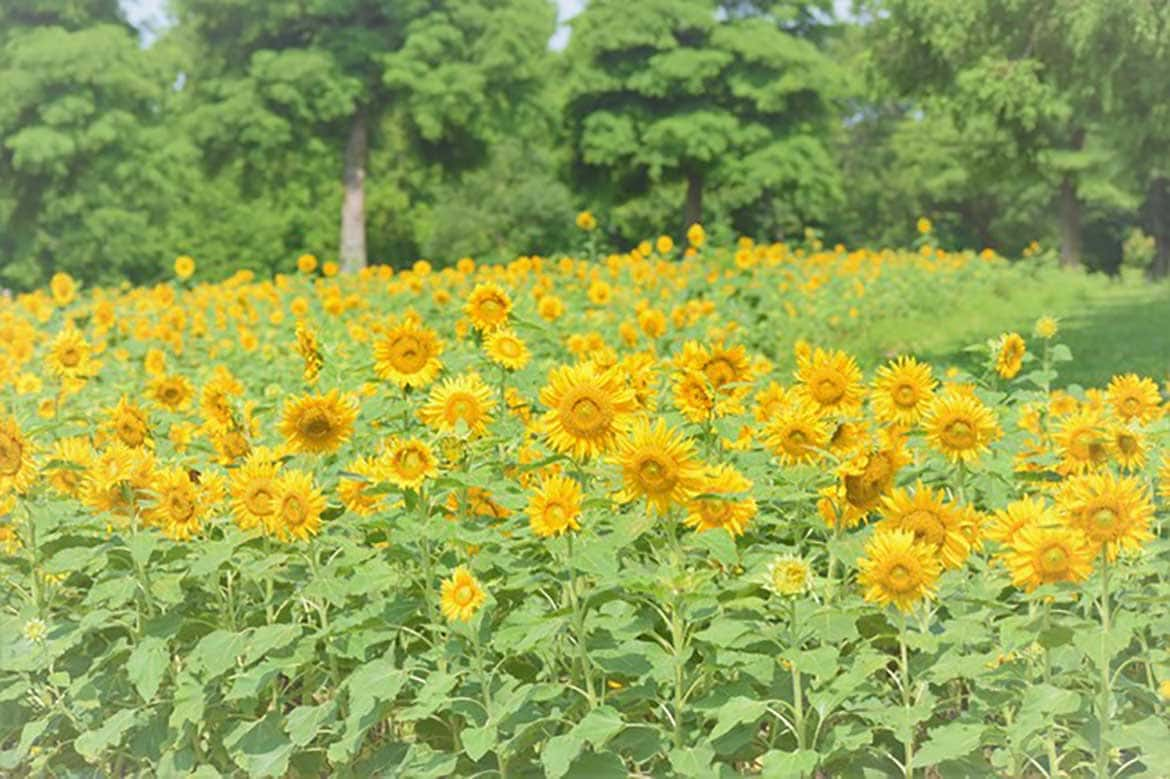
[{"xmin": 839, "ymin": 267, "xmax": 1170, "ymax": 387}]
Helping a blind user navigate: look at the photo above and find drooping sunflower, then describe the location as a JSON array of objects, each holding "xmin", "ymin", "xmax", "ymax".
[
  {"xmin": 683, "ymin": 464, "xmax": 757, "ymax": 537},
  {"xmin": 922, "ymin": 391, "xmax": 1001, "ymax": 463},
  {"xmin": 527, "ymin": 474, "xmax": 583, "ymax": 538},
  {"xmin": 539, "ymin": 362, "xmax": 638, "ymax": 460},
  {"xmin": 871, "ymin": 356, "xmax": 937, "ymax": 425},
  {"xmin": 44, "ymin": 326, "xmax": 96, "ymax": 380},
  {"xmin": 1106, "ymin": 373, "xmax": 1163, "ymax": 424},
  {"xmin": 1002, "ymin": 524, "xmax": 1094, "ymax": 591},
  {"xmin": 995, "ymin": 332, "xmax": 1027, "ymax": 380},
  {"xmin": 1057, "ymin": 471, "xmax": 1154, "ymax": 560},
  {"xmin": 794, "ymin": 348, "xmax": 865, "ymax": 415},
  {"xmin": 145, "ymin": 466, "xmax": 204, "ymax": 540},
  {"xmin": 373, "ymin": 317, "xmax": 444, "ymax": 389},
  {"xmin": 877, "ymin": 481, "xmax": 970, "ymax": 569},
  {"xmin": 613, "ymin": 417, "xmax": 705, "ymax": 515},
  {"xmin": 279, "ymin": 390, "xmax": 357, "ymax": 454},
  {"xmin": 440, "ymin": 565, "xmax": 487, "ymax": 622},
  {"xmin": 270, "ymin": 470, "xmax": 327, "ymax": 542},
  {"xmin": 465, "ymin": 283, "xmax": 513, "ymax": 332},
  {"xmin": 229, "ymin": 449, "xmax": 282, "ymax": 531},
  {"xmin": 418, "ymin": 372, "xmax": 496, "ymax": 437},
  {"xmin": 380, "ymin": 437, "xmax": 439, "ymax": 491},
  {"xmin": 857, "ymin": 529, "xmax": 943, "ymax": 613},
  {"xmin": 762, "ymin": 401, "xmax": 832, "ymax": 465},
  {"xmin": 985, "ymin": 495, "xmax": 1056, "ymax": 547},
  {"xmin": 106, "ymin": 398, "xmax": 152, "ymax": 449},
  {"xmin": 0, "ymin": 416, "xmax": 38, "ymax": 496},
  {"xmin": 1053, "ymin": 410, "xmax": 1111, "ymax": 475},
  {"xmin": 147, "ymin": 374, "xmax": 195, "ymax": 411},
  {"xmin": 484, "ymin": 329, "xmax": 531, "ymax": 371},
  {"xmin": 338, "ymin": 456, "xmax": 387, "ymax": 517}
]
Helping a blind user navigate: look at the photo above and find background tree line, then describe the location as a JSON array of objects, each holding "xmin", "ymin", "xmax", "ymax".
[{"xmin": 1, "ymin": 0, "xmax": 1168, "ymax": 289}]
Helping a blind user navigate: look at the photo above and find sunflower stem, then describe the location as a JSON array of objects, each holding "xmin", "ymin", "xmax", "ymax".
[
  {"xmin": 565, "ymin": 533, "xmax": 597, "ymax": 707},
  {"xmin": 22, "ymin": 499, "xmax": 45, "ymax": 618},
  {"xmin": 1041, "ymin": 599, "xmax": 1061, "ymax": 776},
  {"xmin": 1096, "ymin": 552, "xmax": 1112, "ymax": 779},
  {"xmin": 899, "ymin": 612, "xmax": 914, "ymax": 779},
  {"xmin": 670, "ymin": 597, "xmax": 688, "ymax": 749},
  {"xmin": 789, "ymin": 597, "xmax": 806, "ymax": 751}
]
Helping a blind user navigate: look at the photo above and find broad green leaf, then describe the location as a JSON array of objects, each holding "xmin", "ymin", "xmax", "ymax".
[
  {"xmin": 286, "ymin": 701, "xmax": 337, "ymax": 747},
  {"xmin": 126, "ymin": 636, "xmax": 168, "ymax": 702},
  {"xmin": 709, "ymin": 696, "xmax": 767, "ymax": 740},
  {"xmin": 913, "ymin": 722, "xmax": 985, "ymax": 767},
  {"xmin": 75, "ymin": 709, "xmax": 139, "ymax": 761},
  {"xmin": 224, "ymin": 712, "xmax": 293, "ymax": 778}
]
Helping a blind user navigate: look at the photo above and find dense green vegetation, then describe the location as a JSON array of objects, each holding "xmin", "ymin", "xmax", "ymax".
[{"xmin": 1, "ymin": 0, "xmax": 1168, "ymax": 288}]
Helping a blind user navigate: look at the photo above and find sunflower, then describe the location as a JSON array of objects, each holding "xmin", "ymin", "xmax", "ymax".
[
  {"xmin": 1112, "ymin": 425, "xmax": 1147, "ymax": 471},
  {"xmin": 675, "ymin": 340, "xmax": 754, "ymax": 396},
  {"xmin": 338, "ymin": 456, "xmax": 387, "ymax": 517},
  {"xmin": 271, "ymin": 470, "xmax": 326, "ymax": 542},
  {"xmin": 671, "ymin": 369, "xmax": 718, "ymax": 423},
  {"xmin": 440, "ymin": 565, "xmax": 487, "ymax": 622},
  {"xmin": 527, "ymin": 474, "xmax": 583, "ymax": 538},
  {"xmin": 1106, "ymin": 374, "xmax": 1163, "ymax": 424},
  {"xmin": 985, "ymin": 495, "xmax": 1056, "ymax": 547},
  {"xmin": 766, "ymin": 555, "xmax": 812, "ymax": 597},
  {"xmin": 145, "ymin": 466, "xmax": 204, "ymax": 540},
  {"xmin": 295, "ymin": 321, "xmax": 323, "ymax": 383},
  {"xmin": 380, "ymin": 437, "xmax": 439, "ymax": 491},
  {"xmin": 484, "ymin": 329, "xmax": 531, "ymax": 371},
  {"xmin": 0, "ymin": 522, "xmax": 20, "ymax": 555},
  {"xmin": 174, "ymin": 254, "xmax": 195, "ymax": 280},
  {"xmin": 762, "ymin": 401, "xmax": 832, "ymax": 465},
  {"xmin": 44, "ymin": 326, "xmax": 96, "ymax": 380},
  {"xmin": 147, "ymin": 374, "xmax": 195, "ymax": 411},
  {"xmin": 0, "ymin": 416, "xmax": 38, "ymax": 496},
  {"xmin": 683, "ymin": 464, "xmax": 757, "ymax": 537},
  {"xmin": 45, "ymin": 436, "xmax": 93, "ymax": 497},
  {"xmin": 871, "ymin": 356, "xmax": 937, "ymax": 425},
  {"xmin": 1057, "ymin": 471, "xmax": 1154, "ymax": 560},
  {"xmin": 995, "ymin": 333, "xmax": 1027, "ymax": 380},
  {"xmin": 613, "ymin": 418, "xmax": 705, "ymax": 514},
  {"xmin": 878, "ymin": 481, "xmax": 970, "ymax": 569},
  {"xmin": 229, "ymin": 450, "xmax": 282, "ymax": 531},
  {"xmin": 794, "ymin": 348, "xmax": 864, "ymax": 415},
  {"xmin": 373, "ymin": 317, "xmax": 444, "ymax": 389},
  {"xmin": 922, "ymin": 391, "xmax": 1000, "ymax": 463},
  {"xmin": 418, "ymin": 373, "xmax": 496, "ymax": 437},
  {"xmin": 465, "ymin": 283, "xmax": 512, "ymax": 332},
  {"xmin": 79, "ymin": 443, "xmax": 154, "ymax": 517},
  {"xmin": 539, "ymin": 362, "xmax": 638, "ymax": 460},
  {"xmin": 1002, "ymin": 524, "xmax": 1094, "ymax": 591},
  {"xmin": 753, "ymin": 382, "xmax": 792, "ymax": 422},
  {"xmin": 858, "ymin": 529, "xmax": 943, "ymax": 613},
  {"xmin": 105, "ymin": 398, "xmax": 151, "ymax": 449},
  {"xmin": 1053, "ymin": 410, "xmax": 1111, "ymax": 475},
  {"xmin": 279, "ymin": 390, "xmax": 357, "ymax": 454}
]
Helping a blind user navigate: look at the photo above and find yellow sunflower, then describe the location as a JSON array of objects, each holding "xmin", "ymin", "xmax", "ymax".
[
  {"xmin": 0, "ymin": 416, "xmax": 38, "ymax": 496},
  {"xmin": 229, "ymin": 449, "xmax": 282, "ymax": 531},
  {"xmin": 539, "ymin": 362, "xmax": 638, "ymax": 460},
  {"xmin": 1106, "ymin": 374, "xmax": 1163, "ymax": 424},
  {"xmin": 418, "ymin": 372, "xmax": 496, "ymax": 437},
  {"xmin": 762, "ymin": 401, "xmax": 832, "ymax": 465},
  {"xmin": 484, "ymin": 329, "xmax": 531, "ymax": 371},
  {"xmin": 995, "ymin": 332, "xmax": 1027, "ymax": 380},
  {"xmin": 270, "ymin": 470, "xmax": 326, "ymax": 542},
  {"xmin": 145, "ymin": 466, "xmax": 204, "ymax": 541},
  {"xmin": 1112, "ymin": 425, "xmax": 1147, "ymax": 471},
  {"xmin": 871, "ymin": 356, "xmax": 937, "ymax": 425},
  {"xmin": 339, "ymin": 456, "xmax": 387, "ymax": 517},
  {"xmin": 1002, "ymin": 524, "xmax": 1094, "ymax": 592},
  {"xmin": 613, "ymin": 417, "xmax": 705, "ymax": 515},
  {"xmin": 858, "ymin": 529, "xmax": 942, "ymax": 613},
  {"xmin": 106, "ymin": 398, "xmax": 152, "ymax": 449},
  {"xmin": 1053, "ymin": 410, "xmax": 1111, "ymax": 475},
  {"xmin": 671, "ymin": 369, "xmax": 718, "ymax": 423},
  {"xmin": 794, "ymin": 348, "xmax": 865, "ymax": 415},
  {"xmin": 683, "ymin": 464, "xmax": 757, "ymax": 537},
  {"xmin": 373, "ymin": 317, "xmax": 444, "ymax": 389},
  {"xmin": 380, "ymin": 437, "xmax": 439, "ymax": 491},
  {"xmin": 527, "ymin": 474, "xmax": 583, "ymax": 538},
  {"xmin": 440, "ymin": 565, "xmax": 487, "ymax": 622},
  {"xmin": 44, "ymin": 326, "xmax": 96, "ymax": 380},
  {"xmin": 279, "ymin": 390, "xmax": 357, "ymax": 454},
  {"xmin": 922, "ymin": 391, "xmax": 1000, "ymax": 463},
  {"xmin": 147, "ymin": 374, "xmax": 195, "ymax": 411},
  {"xmin": 985, "ymin": 495, "xmax": 1056, "ymax": 547},
  {"xmin": 465, "ymin": 283, "xmax": 513, "ymax": 332},
  {"xmin": 1057, "ymin": 471, "xmax": 1154, "ymax": 560},
  {"xmin": 45, "ymin": 436, "xmax": 93, "ymax": 498},
  {"xmin": 877, "ymin": 481, "xmax": 970, "ymax": 569}
]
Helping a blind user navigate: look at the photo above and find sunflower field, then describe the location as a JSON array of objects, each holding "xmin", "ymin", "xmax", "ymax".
[{"xmin": 2, "ymin": 234, "xmax": 1170, "ymax": 778}]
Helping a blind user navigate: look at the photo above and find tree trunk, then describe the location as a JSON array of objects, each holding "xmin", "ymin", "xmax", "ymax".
[
  {"xmin": 1058, "ymin": 174, "xmax": 1082, "ymax": 269},
  {"xmin": 1146, "ymin": 175, "xmax": 1170, "ymax": 280},
  {"xmin": 339, "ymin": 109, "xmax": 368, "ymax": 273},
  {"xmin": 683, "ymin": 171, "xmax": 703, "ymax": 232}
]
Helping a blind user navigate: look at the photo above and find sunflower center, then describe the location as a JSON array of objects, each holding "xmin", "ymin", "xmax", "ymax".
[
  {"xmin": 497, "ymin": 338, "xmax": 521, "ymax": 358},
  {"xmin": 117, "ymin": 418, "xmax": 146, "ymax": 447},
  {"xmin": 301, "ymin": 411, "xmax": 333, "ymax": 439},
  {"xmin": 479, "ymin": 298, "xmax": 505, "ymax": 321},
  {"xmin": 1122, "ymin": 397, "xmax": 1140, "ymax": 416},
  {"xmin": 1117, "ymin": 433, "xmax": 1138, "ymax": 455},
  {"xmin": 397, "ymin": 448, "xmax": 426, "ymax": 477},
  {"xmin": 0, "ymin": 433, "xmax": 24, "ymax": 475},
  {"xmin": 245, "ymin": 482, "xmax": 275, "ymax": 515},
  {"xmin": 887, "ymin": 563, "xmax": 914, "ymax": 593},
  {"xmin": 636, "ymin": 455, "xmax": 675, "ymax": 493},
  {"xmin": 943, "ymin": 420, "xmax": 976, "ymax": 449},
  {"xmin": 59, "ymin": 346, "xmax": 81, "ymax": 367},
  {"xmin": 560, "ymin": 389, "xmax": 612, "ymax": 437},
  {"xmin": 166, "ymin": 492, "xmax": 196, "ymax": 523},
  {"xmin": 786, "ymin": 429, "xmax": 808, "ymax": 448},
  {"xmin": 704, "ymin": 358, "xmax": 736, "ymax": 388},
  {"xmin": 544, "ymin": 503, "xmax": 567, "ymax": 527},
  {"xmin": 1039, "ymin": 543, "xmax": 1069, "ymax": 574},
  {"xmin": 389, "ymin": 335, "xmax": 427, "ymax": 373},
  {"xmin": 812, "ymin": 376, "xmax": 845, "ymax": 404},
  {"xmin": 904, "ymin": 509, "xmax": 945, "ymax": 546},
  {"xmin": 894, "ymin": 385, "xmax": 917, "ymax": 407},
  {"xmin": 455, "ymin": 584, "xmax": 475, "ymax": 606},
  {"xmin": 282, "ymin": 494, "xmax": 307, "ymax": 526},
  {"xmin": 1092, "ymin": 507, "xmax": 1117, "ymax": 531}
]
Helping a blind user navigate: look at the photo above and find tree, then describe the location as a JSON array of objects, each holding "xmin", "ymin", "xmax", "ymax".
[
  {"xmin": 177, "ymin": 0, "xmax": 556, "ymax": 272},
  {"xmin": 565, "ymin": 0, "xmax": 843, "ymax": 242}
]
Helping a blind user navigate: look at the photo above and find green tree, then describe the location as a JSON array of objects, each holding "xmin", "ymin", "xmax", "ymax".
[
  {"xmin": 565, "ymin": 0, "xmax": 843, "ymax": 243},
  {"xmin": 177, "ymin": 0, "xmax": 556, "ymax": 272}
]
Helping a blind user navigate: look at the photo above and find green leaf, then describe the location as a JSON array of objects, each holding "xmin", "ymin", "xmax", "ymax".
[
  {"xmin": 127, "ymin": 532, "xmax": 157, "ymax": 568},
  {"xmin": 572, "ymin": 706, "xmax": 625, "ymax": 747},
  {"xmin": 709, "ymin": 696, "xmax": 767, "ymax": 740},
  {"xmin": 224, "ymin": 712, "xmax": 293, "ymax": 778},
  {"xmin": 75, "ymin": 709, "xmax": 139, "ymax": 761},
  {"xmin": 244, "ymin": 624, "xmax": 301, "ymax": 665},
  {"xmin": 542, "ymin": 732, "xmax": 584, "ymax": 779},
  {"xmin": 564, "ymin": 749, "xmax": 627, "ymax": 777},
  {"xmin": 913, "ymin": 722, "xmax": 985, "ymax": 767},
  {"xmin": 668, "ymin": 744, "xmax": 716, "ymax": 776},
  {"xmin": 462, "ymin": 723, "xmax": 497, "ymax": 761},
  {"xmin": 126, "ymin": 636, "xmax": 168, "ymax": 702},
  {"xmin": 187, "ymin": 630, "xmax": 247, "ymax": 679},
  {"xmin": 760, "ymin": 748, "xmax": 819, "ymax": 777},
  {"xmin": 286, "ymin": 701, "xmax": 337, "ymax": 747}
]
